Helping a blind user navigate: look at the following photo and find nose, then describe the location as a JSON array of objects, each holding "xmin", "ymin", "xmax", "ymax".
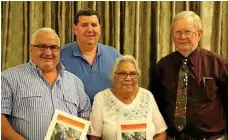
[
  {"xmin": 179, "ymin": 32, "xmax": 187, "ymax": 39},
  {"xmin": 87, "ymin": 24, "xmax": 93, "ymax": 32},
  {"xmin": 43, "ymin": 47, "xmax": 52, "ymax": 55},
  {"xmin": 124, "ymin": 74, "xmax": 132, "ymax": 80}
]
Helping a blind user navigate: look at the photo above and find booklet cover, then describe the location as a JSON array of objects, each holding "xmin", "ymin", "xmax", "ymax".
[
  {"xmin": 44, "ymin": 109, "xmax": 90, "ymax": 140},
  {"xmin": 117, "ymin": 120, "xmax": 148, "ymax": 140}
]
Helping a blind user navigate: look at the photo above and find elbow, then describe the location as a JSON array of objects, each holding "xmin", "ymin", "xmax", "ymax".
[{"xmin": 153, "ymin": 131, "xmax": 167, "ymax": 140}]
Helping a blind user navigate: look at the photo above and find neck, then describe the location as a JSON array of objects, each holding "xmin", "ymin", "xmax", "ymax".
[
  {"xmin": 42, "ymin": 68, "xmax": 58, "ymax": 87},
  {"xmin": 111, "ymin": 87, "xmax": 138, "ymax": 104},
  {"xmin": 178, "ymin": 46, "xmax": 197, "ymax": 57},
  {"xmin": 77, "ymin": 42, "xmax": 97, "ymax": 65},
  {"xmin": 77, "ymin": 41, "xmax": 97, "ymax": 55},
  {"xmin": 81, "ymin": 48, "xmax": 97, "ymax": 56},
  {"xmin": 179, "ymin": 51, "xmax": 191, "ymax": 57}
]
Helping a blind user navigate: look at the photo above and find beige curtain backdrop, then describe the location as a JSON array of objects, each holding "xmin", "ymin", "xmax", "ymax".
[{"xmin": 1, "ymin": 1, "xmax": 228, "ymax": 89}]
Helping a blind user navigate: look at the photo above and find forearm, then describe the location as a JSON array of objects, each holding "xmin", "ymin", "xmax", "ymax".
[
  {"xmin": 88, "ymin": 135, "xmax": 101, "ymax": 140},
  {"xmin": 82, "ymin": 117, "xmax": 89, "ymax": 121},
  {"xmin": 153, "ymin": 131, "xmax": 167, "ymax": 140},
  {"xmin": 1, "ymin": 114, "xmax": 25, "ymax": 140}
]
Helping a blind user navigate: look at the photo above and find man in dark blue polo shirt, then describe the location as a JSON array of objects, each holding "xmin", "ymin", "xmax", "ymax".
[{"xmin": 60, "ymin": 9, "xmax": 120, "ymax": 103}]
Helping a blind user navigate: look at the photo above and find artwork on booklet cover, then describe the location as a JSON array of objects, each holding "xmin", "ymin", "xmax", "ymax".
[
  {"xmin": 117, "ymin": 120, "xmax": 148, "ymax": 140},
  {"xmin": 44, "ymin": 110, "xmax": 90, "ymax": 140}
]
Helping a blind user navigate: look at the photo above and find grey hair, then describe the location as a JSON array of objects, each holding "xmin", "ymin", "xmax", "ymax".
[
  {"xmin": 171, "ymin": 11, "xmax": 202, "ymax": 31},
  {"xmin": 110, "ymin": 55, "xmax": 141, "ymax": 80},
  {"xmin": 30, "ymin": 27, "xmax": 60, "ymax": 46}
]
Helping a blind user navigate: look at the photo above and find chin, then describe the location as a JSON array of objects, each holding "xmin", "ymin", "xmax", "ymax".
[
  {"xmin": 86, "ymin": 41, "xmax": 96, "ymax": 45},
  {"xmin": 43, "ymin": 67, "xmax": 56, "ymax": 72},
  {"xmin": 123, "ymin": 86, "xmax": 135, "ymax": 91},
  {"xmin": 43, "ymin": 62, "xmax": 54, "ymax": 66},
  {"xmin": 177, "ymin": 45, "xmax": 192, "ymax": 51},
  {"xmin": 41, "ymin": 64, "xmax": 56, "ymax": 70}
]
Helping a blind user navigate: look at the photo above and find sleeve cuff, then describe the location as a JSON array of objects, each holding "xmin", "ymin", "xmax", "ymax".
[
  {"xmin": 79, "ymin": 111, "xmax": 90, "ymax": 118},
  {"xmin": 1, "ymin": 108, "xmax": 11, "ymax": 115}
]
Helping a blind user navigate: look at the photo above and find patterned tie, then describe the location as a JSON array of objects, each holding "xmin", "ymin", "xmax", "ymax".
[{"xmin": 174, "ymin": 58, "xmax": 188, "ymax": 131}]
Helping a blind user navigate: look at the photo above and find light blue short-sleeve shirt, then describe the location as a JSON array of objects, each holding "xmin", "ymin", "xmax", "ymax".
[
  {"xmin": 1, "ymin": 62, "xmax": 91, "ymax": 140},
  {"xmin": 60, "ymin": 42, "xmax": 120, "ymax": 103}
]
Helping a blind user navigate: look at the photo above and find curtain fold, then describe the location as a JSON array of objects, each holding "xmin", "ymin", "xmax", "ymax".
[{"xmin": 1, "ymin": 1, "xmax": 228, "ymax": 88}]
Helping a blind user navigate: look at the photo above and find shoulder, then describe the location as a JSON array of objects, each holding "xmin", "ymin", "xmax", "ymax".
[
  {"xmin": 98, "ymin": 43, "xmax": 120, "ymax": 54},
  {"xmin": 138, "ymin": 87, "xmax": 154, "ymax": 98},
  {"xmin": 60, "ymin": 42, "xmax": 75, "ymax": 52},
  {"xmin": 1, "ymin": 63, "xmax": 32, "ymax": 87},
  {"xmin": 156, "ymin": 52, "xmax": 177, "ymax": 69},
  {"xmin": 200, "ymin": 48, "xmax": 228, "ymax": 71},
  {"xmin": 158, "ymin": 52, "xmax": 177, "ymax": 64},
  {"xmin": 200, "ymin": 48, "xmax": 227, "ymax": 63},
  {"xmin": 2, "ymin": 63, "xmax": 30, "ymax": 78},
  {"xmin": 61, "ymin": 70, "xmax": 84, "ymax": 85},
  {"xmin": 62, "ymin": 70, "xmax": 81, "ymax": 80},
  {"xmin": 93, "ymin": 88, "xmax": 111, "ymax": 101}
]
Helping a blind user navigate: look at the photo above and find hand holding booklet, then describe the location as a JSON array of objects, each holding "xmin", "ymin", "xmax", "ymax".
[{"xmin": 44, "ymin": 110, "xmax": 90, "ymax": 140}]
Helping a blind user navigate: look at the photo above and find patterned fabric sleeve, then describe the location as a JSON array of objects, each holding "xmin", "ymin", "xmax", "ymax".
[
  {"xmin": 88, "ymin": 93, "xmax": 103, "ymax": 137},
  {"xmin": 150, "ymin": 92, "xmax": 168, "ymax": 134},
  {"xmin": 1, "ymin": 75, "xmax": 13, "ymax": 115},
  {"xmin": 76, "ymin": 79, "xmax": 91, "ymax": 118}
]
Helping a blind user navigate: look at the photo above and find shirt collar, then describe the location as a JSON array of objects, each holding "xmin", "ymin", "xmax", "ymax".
[
  {"xmin": 175, "ymin": 47, "xmax": 200, "ymax": 66},
  {"xmin": 188, "ymin": 47, "xmax": 200, "ymax": 66},
  {"xmin": 72, "ymin": 42, "xmax": 103, "ymax": 57},
  {"xmin": 29, "ymin": 60, "xmax": 65, "ymax": 74}
]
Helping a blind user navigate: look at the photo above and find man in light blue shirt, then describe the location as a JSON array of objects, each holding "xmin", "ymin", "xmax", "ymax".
[
  {"xmin": 60, "ymin": 9, "xmax": 120, "ymax": 103},
  {"xmin": 1, "ymin": 28, "xmax": 91, "ymax": 140}
]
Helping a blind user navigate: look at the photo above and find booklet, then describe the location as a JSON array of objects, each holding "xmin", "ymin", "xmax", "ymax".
[
  {"xmin": 44, "ymin": 109, "xmax": 90, "ymax": 140},
  {"xmin": 117, "ymin": 120, "xmax": 148, "ymax": 140}
]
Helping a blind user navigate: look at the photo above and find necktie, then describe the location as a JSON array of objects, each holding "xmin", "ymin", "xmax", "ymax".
[{"xmin": 174, "ymin": 58, "xmax": 188, "ymax": 131}]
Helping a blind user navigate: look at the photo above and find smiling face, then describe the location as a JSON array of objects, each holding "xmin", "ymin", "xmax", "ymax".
[
  {"xmin": 30, "ymin": 32, "xmax": 60, "ymax": 72},
  {"xmin": 172, "ymin": 17, "xmax": 202, "ymax": 55},
  {"xmin": 113, "ymin": 61, "xmax": 139, "ymax": 93},
  {"xmin": 74, "ymin": 15, "xmax": 101, "ymax": 47}
]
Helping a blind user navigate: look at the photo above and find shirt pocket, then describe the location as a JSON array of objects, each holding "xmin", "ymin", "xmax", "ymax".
[
  {"xmin": 203, "ymin": 77, "xmax": 217, "ymax": 101},
  {"xmin": 63, "ymin": 94, "xmax": 79, "ymax": 116},
  {"xmin": 15, "ymin": 89, "xmax": 45, "ymax": 111}
]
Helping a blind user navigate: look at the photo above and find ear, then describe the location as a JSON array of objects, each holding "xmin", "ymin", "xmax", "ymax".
[
  {"xmin": 99, "ymin": 23, "xmax": 102, "ymax": 29},
  {"xmin": 73, "ymin": 25, "xmax": 78, "ymax": 36},
  {"xmin": 112, "ymin": 79, "xmax": 115, "ymax": 85},
  {"xmin": 99, "ymin": 23, "xmax": 102, "ymax": 33},
  {"xmin": 112, "ymin": 76, "xmax": 117, "ymax": 85},
  {"xmin": 197, "ymin": 29, "xmax": 203, "ymax": 40},
  {"xmin": 29, "ymin": 45, "xmax": 33, "ymax": 53}
]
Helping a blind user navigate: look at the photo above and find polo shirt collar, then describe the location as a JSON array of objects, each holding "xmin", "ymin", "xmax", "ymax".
[{"xmin": 73, "ymin": 42, "xmax": 103, "ymax": 57}]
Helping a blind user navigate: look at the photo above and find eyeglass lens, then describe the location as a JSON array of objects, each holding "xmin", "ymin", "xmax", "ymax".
[
  {"xmin": 32, "ymin": 44, "xmax": 60, "ymax": 51},
  {"xmin": 116, "ymin": 72, "xmax": 138, "ymax": 79}
]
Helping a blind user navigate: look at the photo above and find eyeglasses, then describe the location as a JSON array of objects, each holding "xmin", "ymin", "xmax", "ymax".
[
  {"xmin": 115, "ymin": 72, "xmax": 139, "ymax": 80},
  {"xmin": 31, "ymin": 44, "xmax": 60, "ymax": 52},
  {"xmin": 173, "ymin": 30, "xmax": 198, "ymax": 38}
]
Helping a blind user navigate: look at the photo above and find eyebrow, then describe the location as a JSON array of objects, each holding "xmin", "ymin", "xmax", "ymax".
[
  {"xmin": 79, "ymin": 22, "xmax": 99, "ymax": 24},
  {"xmin": 116, "ymin": 71, "xmax": 137, "ymax": 73}
]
